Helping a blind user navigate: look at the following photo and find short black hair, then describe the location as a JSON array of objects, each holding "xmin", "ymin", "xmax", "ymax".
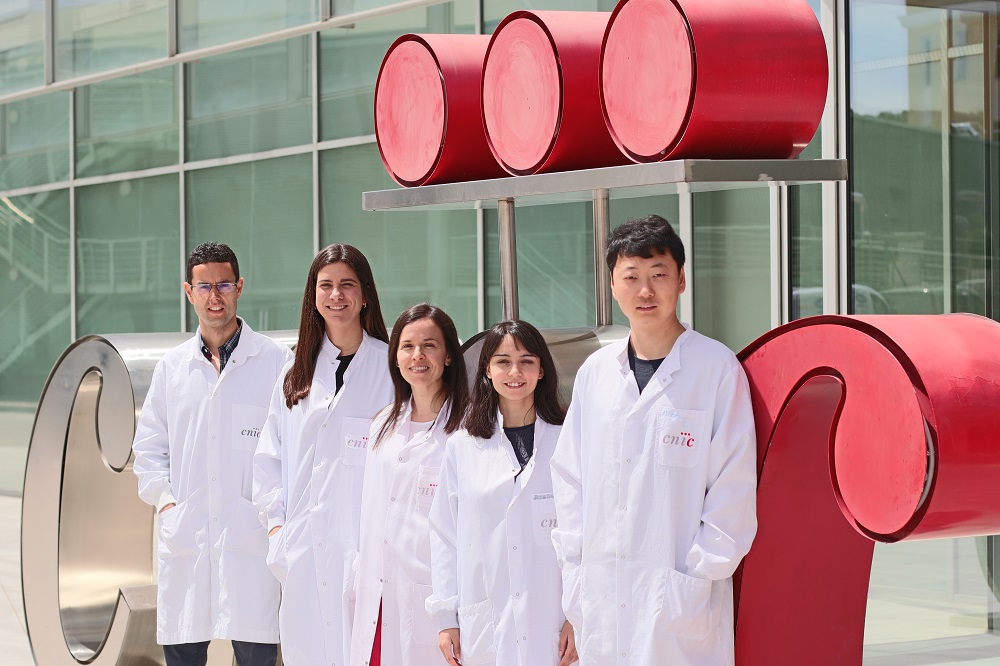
[
  {"xmin": 605, "ymin": 214, "xmax": 685, "ymax": 273},
  {"xmin": 186, "ymin": 242, "xmax": 240, "ymax": 283}
]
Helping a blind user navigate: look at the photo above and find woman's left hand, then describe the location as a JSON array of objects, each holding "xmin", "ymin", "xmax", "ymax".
[{"xmin": 558, "ymin": 620, "xmax": 579, "ymax": 665}]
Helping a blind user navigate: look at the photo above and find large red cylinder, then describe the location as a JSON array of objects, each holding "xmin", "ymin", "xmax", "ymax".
[
  {"xmin": 482, "ymin": 11, "xmax": 627, "ymax": 176},
  {"xmin": 601, "ymin": 0, "xmax": 828, "ymax": 161},
  {"xmin": 374, "ymin": 34, "xmax": 506, "ymax": 187}
]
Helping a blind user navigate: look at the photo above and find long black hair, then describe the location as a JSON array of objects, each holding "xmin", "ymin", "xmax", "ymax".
[
  {"xmin": 463, "ymin": 319, "xmax": 564, "ymax": 439},
  {"xmin": 374, "ymin": 304, "xmax": 468, "ymax": 447}
]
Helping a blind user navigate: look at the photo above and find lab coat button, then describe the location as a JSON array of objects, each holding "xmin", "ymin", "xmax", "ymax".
[
  {"xmin": 620, "ymin": 506, "xmax": 626, "ymax": 511},
  {"xmin": 390, "ymin": 497, "xmax": 396, "ymax": 502},
  {"xmin": 515, "ymin": 592, "xmax": 521, "ymax": 597},
  {"xmin": 512, "ymin": 546, "xmax": 517, "ymax": 550},
  {"xmin": 211, "ymin": 477, "xmax": 217, "ymax": 481},
  {"xmin": 626, "ymin": 458, "xmax": 632, "ymax": 464}
]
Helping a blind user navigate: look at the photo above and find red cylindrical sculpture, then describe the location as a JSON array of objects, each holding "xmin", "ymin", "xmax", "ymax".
[
  {"xmin": 601, "ymin": 0, "xmax": 828, "ymax": 161},
  {"xmin": 374, "ymin": 34, "xmax": 506, "ymax": 187},
  {"xmin": 482, "ymin": 11, "xmax": 627, "ymax": 175}
]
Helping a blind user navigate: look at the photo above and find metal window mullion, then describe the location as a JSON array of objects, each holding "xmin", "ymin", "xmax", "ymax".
[
  {"xmin": 835, "ymin": 0, "xmax": 849, "ymax": 314},
  {"xmin": 476, "ymin": 206, "xmax": 485, "ymax": 332},
  {"xmin": 678, "ymin": 185, "xmax": 694, "ymax": 325},
  {"xmin": 178, "ymin": 62, "xmax": 187, "ymax": 333},
  {"xmin": 312, "ymin": 31, "xmax": 320, "ymax": 253},
  {"xmin": 44, "ymin": 0, "xmax": 55, "ymax": 84},
  {"xmin": 593, "ymin": 188, "xmax": 611, "ymax": 327},
  {"xmin": 941, "ymin": 14, "xmax": 953, "ymax": 314},
  {"xmin": 769, "ymin": 183, "xmax": 783, "ymax": 329},
  {"xmin": 68, "ymin": 88, "xmax": 76, "ymax": 341},
  {"xmin": 779, "ymin": 185, "xmax": 790, "ymax": 325},
  {"xmin": 168, "ymin": 0, "xmax": 178, "ymax": 56}
]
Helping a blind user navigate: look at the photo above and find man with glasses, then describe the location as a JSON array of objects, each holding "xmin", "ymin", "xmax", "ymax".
[{"xmin": 133, "ymin": 242, "xmax": 292, "ymax": 666}]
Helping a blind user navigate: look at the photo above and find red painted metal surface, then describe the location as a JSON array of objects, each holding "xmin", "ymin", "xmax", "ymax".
[
  {"xmin": 375, "ymin": 34, "xmax": 506, "ymax": 187},
  {"xmin": 734, "ymin": 314, "xmax": 1000, "ymax": 664},
  {"xmin": 601, "ymin": 0, "xmax": 829, "ymax": 161},
  {"xmin": 482, "ymin": 11, "xmax": 627, "ymax": 175}
]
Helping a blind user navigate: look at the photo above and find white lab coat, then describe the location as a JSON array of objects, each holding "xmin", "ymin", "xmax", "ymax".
[
  {"xmin": 549, "ymin": 326, "xmax": 757, "ymax": 666},
  {"xmin": 427, "ymin": 415, "xmax": 567, "ymax": 666},
  {"xmin": 349, "ymin": 401, "xmax": 450, "ymax": 666},
  {"xmin": 253, "ymin": 332, "xmax": 392, "ymax": 666},
  {"xmin": 132, "ymin": 322, "xmax": 292, "ymax": 645}
]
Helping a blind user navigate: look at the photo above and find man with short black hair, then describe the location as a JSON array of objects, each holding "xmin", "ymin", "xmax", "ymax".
[
  {"xmin": 133, "ymin": 242, "xmax": 292, "ymax": 666},
  {"xmin": 550, "ymin": 215, "xmax": 757, "ymax": 665}
]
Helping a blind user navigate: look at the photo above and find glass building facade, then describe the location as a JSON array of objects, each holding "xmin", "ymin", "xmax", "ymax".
[{"xmin": 0, "ymin": 0, "xmax": 998, "ymax": 660}]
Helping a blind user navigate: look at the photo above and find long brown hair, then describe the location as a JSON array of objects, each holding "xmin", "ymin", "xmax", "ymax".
[
  {"xmin": 463, "ymin": 320, "xmax": 564, "ymax": 439},
  {"xmin": 374, "ymin": 304, "xmax": 468, "ymax": 447},
  {"xmin": 283, "ymin": 244, "xmax": 388, "ymax": 409}
]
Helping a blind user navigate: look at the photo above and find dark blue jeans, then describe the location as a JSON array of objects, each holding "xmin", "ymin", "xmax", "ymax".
[{"xmin": 163, "ymin": 641, "xmax": 278, "ymax": 666}]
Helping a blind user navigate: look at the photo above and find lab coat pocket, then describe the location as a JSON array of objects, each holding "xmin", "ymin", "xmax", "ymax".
[
  {"xmin": 654, "ymin": 409, "xmax": 708, "ymax": 469},
  {"xmin": 531, "ymin": 493, "xmax": 558, "ymax": 548},
  {"xmin": 341, "ymin": 417, "xmax": 371, "ymax": 466},
  {"xmin": 225, "ymin": 498, "xmax": 268, "ymax": 556},
  {"xmin": 232, "ymin": 403, "xmax": 267, "ymax": 452},
  {"xmin": 660, "ymin": 569, "xmax": 713, "ymax": 640},
  {"xmin": 457, "ymin": 599, "xmax": 497, "ymax": 666},
  {"xmin": 409, "ymin": 582, "xmax": 438, "ymax": 646},
  {"xmin": 265, "ymin": 526, "xmax": 288, "ymax": 585},
  {"xmin": 415, "ymin": 465, "xmax": 440, "ymax": 513},
  {"xmin": 157, "ymin": 501, "xmax": 195, "ymax": 558}
]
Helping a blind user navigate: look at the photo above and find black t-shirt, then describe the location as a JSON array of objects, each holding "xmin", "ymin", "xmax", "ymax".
[
  {"xmin": 628, "ymin": 344, "xmax": 664, "ymax": 393},
  {"xmin": 335, "ymin": 353, "xmax": 355, "ymax": 394},
  {"xmin": 504, "ymin": 422, "xmax": 536, "ymax": 475}
]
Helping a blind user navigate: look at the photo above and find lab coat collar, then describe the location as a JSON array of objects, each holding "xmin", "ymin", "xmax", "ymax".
[
  {"xmin": 497, "ymin": 410, "xmax": 550, "ymax": 497},
  {"xmin": 399, "ymin": 398, "xmax": 451, "ymax": 448},
  {"xmin": 320, "ymin": 330, "xmax": 378, "ymax": 408},
  {"xmin": 615, "ymin": 323, "xmax": 694, "ymax": 408},
  {"xmin": 183, "ymin": 318, "xmax": 265, "ymax": 368}
]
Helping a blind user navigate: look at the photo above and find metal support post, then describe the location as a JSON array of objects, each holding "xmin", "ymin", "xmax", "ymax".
[
  {"xmin": 593, "ymin": 188, "xmax": 612, "ymax": 326},
  {"xmin": 498, "ymin": 198, "xmax": 519, "ymax": 320}
]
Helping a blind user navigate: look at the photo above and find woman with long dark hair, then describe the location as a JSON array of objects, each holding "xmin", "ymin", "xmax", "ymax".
[
  {"xmin": 350, "ymin": 303, "xmax": 469, "ymax": 666},
  {"xmin": 426, "ymin": 320, "xmax": 578, "ymax": 666},
  {"xmin": 253, "ymin": 243, "xmax": 393, "ymax": 666}
]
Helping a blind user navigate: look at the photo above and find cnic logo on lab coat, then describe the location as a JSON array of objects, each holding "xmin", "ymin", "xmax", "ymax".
[{"xmin": 662, "ymin": 431, "xmax": 696, "ymax": 448}]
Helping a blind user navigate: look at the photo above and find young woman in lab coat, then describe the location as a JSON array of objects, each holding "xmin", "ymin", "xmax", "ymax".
[
  {"xmin": 253, "ymin": 243, "xmax": 394, "ymax": 666},
  {"xmin": 350, "ymin": 303, "xmax": 469, "ymax": 666},
  {"xmin": 427, "ymin": 320, "xmax": 579, "ymax": 666}
]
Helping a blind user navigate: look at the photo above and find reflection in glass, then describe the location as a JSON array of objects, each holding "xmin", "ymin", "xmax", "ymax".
[
  {"xmin": 76, "ymin": 67, "xmax": 178, "ymax": 179},
  {"xmin": 185, "ymin": 155, "xmax": 313, "ymax": 331},
  {"xmin": 320, "ymin": 144, "xmax": 479, "ymax": 340},
  {"xmin": 853, "ymin": 1, "xmax": 1000, "ymax": 657},
  {"xmin": 0, "ymin": 190, "xmax": 71, "ymax": 403},
  {"xmin": 0, "ymin": 1, "xmax": 44, "ymax": 95},
  {"xmin": 0, "ymin": 92, "xmax": 71, "ymax": 191},
  {"xmin": 179, "ymin": 0, "xmax": 317, "ymax": 52},
  {"xmin": 485, "ymin": 203, "xmax": 595, "ymax": 330},
  {"xmin": 319, "ymin": 2, "xmax": 475, "ymax": 142},
  {"xmin": 186, "ymin": 37, "xmax": 311, "ymax": 162},
  {"xmin": 851, "ymin": 3, "xmax": 988, "ymax": 317},
  {"xmin": 55, "ymin": 0, "xmax": 168, "ymax": 80},
  {"xmin": 692, "ymin": 189, "xmax": 770, "ymax": 352},
  {"xmin": 76, "ymin": 176, "xmax": 180, "ymax": 335}
]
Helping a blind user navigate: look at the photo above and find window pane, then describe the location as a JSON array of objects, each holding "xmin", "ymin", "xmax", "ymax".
[
  {"xmin": 320, "ymin": 143, "xmax": 480, "ymax": 340},
  {"xmin": 0, "ymin": 190, "xmax": 71, "ymax": 492},
  {"xmin": 692, "ymin": 189, "xmax": 770, "ymax": 351},
  {"xmin": 55, "ymin": 0, "xmax": 168, "ymax": 80},
  {"xmin": 185, "ymin": 155, "xmax": 313, "ymax": 331},
  {"xmin": 485, "ymin": 203, "xmax": 596, "ymax": 330},
  {"xmin": 76, "ymin": 175, "xmax": 180, "ymax": 335},
  {"xmin": 319, "ymin": 2, "xmax": 475, "ymax": 141},
  {"xmin": 186, "ymin": 37, "xmax": 312, "ymax": 162},
  {"xmin": 179, "ymin": 0, "xmax": 318, "ymax": 52},
  {"xmin": 0, "ymin": 1, "xmax": 45, "ymax": 95},
  {"xmin": 76, "ymin": 67, "xmax": 178, "ymax": 178},
  {"xmin": 0, "ymin": 92, "xmax": 71, "ymax": 190}
]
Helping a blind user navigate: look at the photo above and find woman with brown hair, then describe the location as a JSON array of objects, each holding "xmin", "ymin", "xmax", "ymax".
[
  {"xmin": 350, "ymin": 303, "xmax": 469, "ymax": 666},
  {"xmin": 426, "ymin": 320, "xmax": 578, "ymax": 666},
  {"xmin": 253, "ymin": 243, "xmax": 393, "ymax": 666}
]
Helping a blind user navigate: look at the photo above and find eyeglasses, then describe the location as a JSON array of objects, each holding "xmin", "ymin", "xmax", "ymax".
[{"xmin": 189, "ymin": 282, "xmax": 237, "ymax": 296}]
